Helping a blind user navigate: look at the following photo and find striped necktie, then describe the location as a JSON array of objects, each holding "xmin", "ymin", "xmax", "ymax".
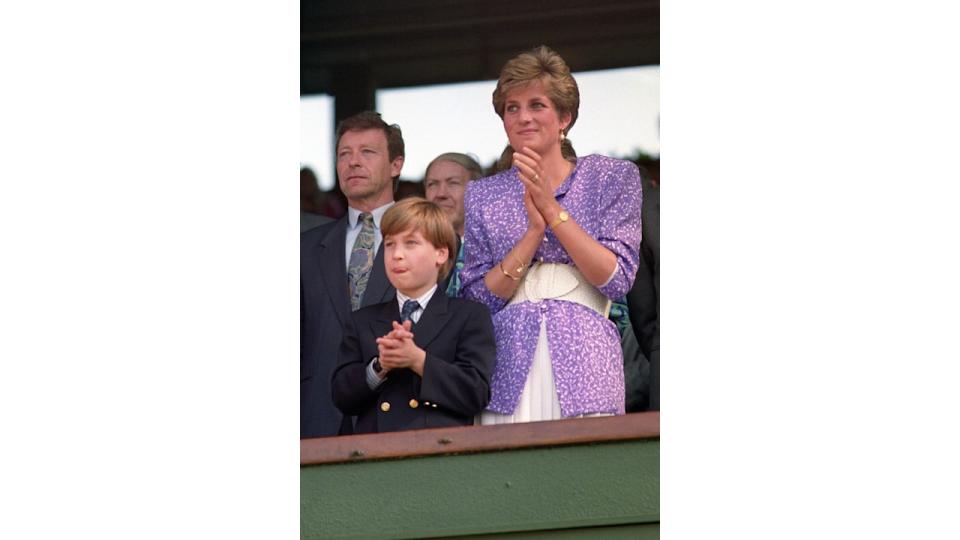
[{"xmin": 400, "ymin": 299, "xmax": 420, "ymax": 326}]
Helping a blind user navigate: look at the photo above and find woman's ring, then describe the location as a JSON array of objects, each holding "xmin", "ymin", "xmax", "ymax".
[{"xmin": 533, "ymin": 174, "xmax": 540, "ymax": 182}]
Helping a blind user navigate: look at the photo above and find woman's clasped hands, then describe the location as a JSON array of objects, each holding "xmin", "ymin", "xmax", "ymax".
[{"xmin": 513, "ymin": 146, "xmax": 562, "ymax": 233}]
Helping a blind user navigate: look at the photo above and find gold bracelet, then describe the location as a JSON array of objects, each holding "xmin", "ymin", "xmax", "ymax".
[
  {"xmin": 499, "ymin": 261, "xmax": 521, "ymax": 281},
  {"xmin": 511, "ymin": 256, "xmax": 529, "ymax": 275}
]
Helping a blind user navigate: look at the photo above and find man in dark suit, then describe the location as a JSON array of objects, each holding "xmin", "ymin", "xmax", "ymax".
[
  {"xmin": 331, "ymin": 198, "xmax": 495, "ymax": 433},
  {"xmin": 626, "ymin": 163, "xmax": 660, "ymax": 410},
  {"xmin": 301, "ymin": 111, "xmax": 405, "ymax": 438}
]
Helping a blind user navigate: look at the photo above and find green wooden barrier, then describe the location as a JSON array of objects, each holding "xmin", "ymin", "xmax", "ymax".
[{"xmin": 301, "ymin": 412, "xmax": 659, "ymax": 539}]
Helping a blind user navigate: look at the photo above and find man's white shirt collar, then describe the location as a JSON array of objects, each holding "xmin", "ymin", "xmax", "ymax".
[{"xmin": 347, "ymin": 202, "xmax": 394, "ymax": 229}]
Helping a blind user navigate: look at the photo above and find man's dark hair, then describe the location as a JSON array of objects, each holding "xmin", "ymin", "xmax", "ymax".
[{"xmin": 334, "ymin": 111, "xmax": 405, "ymax": 162}]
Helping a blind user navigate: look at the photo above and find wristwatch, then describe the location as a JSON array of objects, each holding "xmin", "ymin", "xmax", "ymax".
[
  {"xmin": 371, "ymin": 356, "xmax": 383, "ymax": 374},
  {"xmin": 549, "ymin": 209, "xmax": 569, "ymax": 229}
]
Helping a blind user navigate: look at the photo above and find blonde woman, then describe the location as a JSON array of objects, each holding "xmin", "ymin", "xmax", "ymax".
[{"xmin": 461, "ymin": 45, "xmax": 643, "ymax": 424}]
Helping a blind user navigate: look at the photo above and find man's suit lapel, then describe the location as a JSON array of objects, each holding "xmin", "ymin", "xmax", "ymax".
[{"xmin": 318, "ymin": 217, "xmax": 351, "ymax": 327}]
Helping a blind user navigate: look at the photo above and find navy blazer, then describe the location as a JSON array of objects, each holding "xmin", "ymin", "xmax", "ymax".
[
  {"xmin": 331, "ymin": 293, "xmax": 495, "ymax": 434},
  {"xmin": 301, "ymin": 217, "xmax": 396, "ymax": 438},
  {"xmin": 626, "ymin": 178, "xmax": 660, "ymax": 410}
]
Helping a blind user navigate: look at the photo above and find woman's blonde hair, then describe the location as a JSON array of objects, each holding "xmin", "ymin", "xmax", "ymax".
[
  {"xmin": 381, "ymin": 197, "xmax": 457, "ymax": 281},
  {"xmin": 492, "ymin": 45, "xmax": 580, "ymax": 137}
]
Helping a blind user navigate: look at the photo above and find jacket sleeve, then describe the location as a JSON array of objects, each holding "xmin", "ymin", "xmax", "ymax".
[
  {"xmin": 330, "ymin": 313, "xmax": 380, "ymax": 416},
  {"xmin": 460, "ymin": 182, "xmax": 510, "ymax": 315},
  {"xmin": 596, "ymin": 159, "xmax": 643, "ymax": 300},
  {"xmin": 300, "ymin": 281, "xmax": 308, "ymax": 384},
  {"xmin": 627, "ymin": 178, "xmax": 659, "ymax": 358}
]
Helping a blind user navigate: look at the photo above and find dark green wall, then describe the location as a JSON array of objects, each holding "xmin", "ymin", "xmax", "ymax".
[{"xmin": 301, "ymin": 439, "xmax": 659, "ymax": 539}]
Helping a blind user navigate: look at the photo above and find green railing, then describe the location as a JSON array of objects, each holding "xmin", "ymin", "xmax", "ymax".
[{"xmin": 301, "ymin": 412, "xmax": 659, "ymax": 539}]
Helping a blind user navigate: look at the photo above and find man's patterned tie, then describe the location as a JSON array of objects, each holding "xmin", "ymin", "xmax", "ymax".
[{"xmin": 347, "ymin": 212, "xmax": 375, "ymax": 311}]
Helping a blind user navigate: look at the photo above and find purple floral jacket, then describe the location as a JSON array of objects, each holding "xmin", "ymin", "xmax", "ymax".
[{"xmin": 460, "ymin": 155, "xmax": 642, "ymax": 416}]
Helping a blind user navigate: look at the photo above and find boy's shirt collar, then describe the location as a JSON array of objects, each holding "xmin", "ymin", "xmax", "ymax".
[{"xmin": 396, "ymin": 284, "xmax": 438, "ymax": 322}]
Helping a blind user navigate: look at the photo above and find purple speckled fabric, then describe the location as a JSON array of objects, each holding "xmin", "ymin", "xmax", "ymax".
[{"xmin": 460, "ymin": 154, "xmax": 642, "ymax": 417}]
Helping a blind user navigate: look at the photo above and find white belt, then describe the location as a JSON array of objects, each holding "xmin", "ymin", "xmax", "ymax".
[{"xmin": 507, "ymin": 263, "xmax": 611, "ymax": 318}]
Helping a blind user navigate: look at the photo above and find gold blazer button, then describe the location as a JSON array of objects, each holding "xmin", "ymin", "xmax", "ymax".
[
  {"xmin": 409, "ymin": 399, "xmax": 419, "ymax": 409},
  {"xmin": 380, "ymin": 402, "xmax": 391, "ymax": 412}
]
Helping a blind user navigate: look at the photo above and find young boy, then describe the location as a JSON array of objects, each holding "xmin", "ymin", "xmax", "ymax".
[{"xmin": 331, "ymin": 197, "xmax": 496, "ymax": 434}]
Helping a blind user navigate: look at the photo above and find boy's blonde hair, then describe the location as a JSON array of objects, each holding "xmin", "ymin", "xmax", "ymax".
[{"xmin": 381, "ymin": 197, "xmax": 457, "ymax": 282}]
